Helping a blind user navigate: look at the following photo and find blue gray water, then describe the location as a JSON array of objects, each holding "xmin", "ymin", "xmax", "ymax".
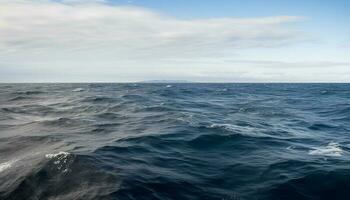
[{"xmin": 0, "ymin": 83, "xmax": 350, "ymax": 200}]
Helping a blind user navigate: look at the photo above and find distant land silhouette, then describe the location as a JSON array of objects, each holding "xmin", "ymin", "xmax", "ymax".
[{"xmin": 139, "ymin": 80, "xmax": 194, "ymax": 83}]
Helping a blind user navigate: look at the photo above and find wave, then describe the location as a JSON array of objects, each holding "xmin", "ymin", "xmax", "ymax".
[
  {"xmin": 1, "ymin": 83, "xmax": 350, "ymax": 200},
  {"xmin": 134, "ymin": 105, "xmax": 173, "ymax": 113},
  {"xmin": 93, "ymin": 112, "xmax": 125, "ymax": 120},
  {"xmin": 82, "ymin": 96, "xmax": 117, "ymax": 103},
  {"xmin": 9, "ymin": 96, "xmax": 30, "ymax": 101},
  {"xmin": 72, "ymin": 88, "xmax": 85, "ymax": 92},
  {"xmin": 45, "ymin": 151, "xmax": 70, "ymax": 159},
  {"xmin": 308, "ymin": 123, "xmax": 337, "ymax": 131},
  {"xmin": 206, "ymin": 123, "xmax": 268, "ymax": 138},
  {"xmin": 1, "ymin": 105, "xmax": 56, "ymax": 116},
  {"xmin": 1, "ymin": 152, "xmax": 120, "ymax": 200},
  {"xmin": 36, "ymin": 117, "xmax": 82, "ymax": 127},
  {"xmin": 45, "ymin": 151, "xmax": 73, "ymax": 173},
  {"xmin": 0, "ymin": 160, "xmax": 15, "ymax": 173},
  {"xmin": 266, "ymin": 169, "xmax": 350, "ymax": 200},
  {"xmin": 187, "ymin": 134, "xmax": 234, "ymax": 149},
  {"xmin": 119, "ymin": 94, "xmax": 147, "ymax": 101},
  {"xmin": 14, "ymin": 91, "xmax": 45, "ymax": 95},
  {"xmin": 308, "ymin": 142, "xmax": 343, "ymax": 157}
]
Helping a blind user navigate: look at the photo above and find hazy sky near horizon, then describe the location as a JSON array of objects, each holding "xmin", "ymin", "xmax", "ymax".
[{"xmin": 0, "ymin": 0, "xmax": 349, "ymax": 82}]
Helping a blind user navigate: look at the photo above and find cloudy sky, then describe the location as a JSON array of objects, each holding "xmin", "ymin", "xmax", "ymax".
[{"xmin": 0, "ymin": 0, "xmax": 349, "ymax": 82}]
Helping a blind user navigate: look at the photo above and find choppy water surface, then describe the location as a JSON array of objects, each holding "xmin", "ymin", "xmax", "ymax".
[{"xmin": 0, "ymin": 83, "xmax": 350, "ymax": 200}]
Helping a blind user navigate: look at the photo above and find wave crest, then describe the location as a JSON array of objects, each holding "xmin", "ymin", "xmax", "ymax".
[{"xmin": 308, "ymin": 142, "xmax": 343, "ymax": 157}]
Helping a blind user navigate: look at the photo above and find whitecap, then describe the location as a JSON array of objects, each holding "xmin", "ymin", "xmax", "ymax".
[
  {"xmin": 0, "ymin": 159, "xmax": 17, "ymax": 173},
  {"xmin": 308, "ymin": 142, "xmax": 342, "ymax": 157},
  {"xmin": 209, "ymin": 123, "xmax": 263, "ymax": 137},
  {"xmin": 72, "ymin": 88, "xmax": 84, "ymax": 92},
  {"xmin": 210, "ymin": 123, "xmax": 247, "ymax": 132},
  {"xmin": 286, "ymin": 145, "xmax": 295, "ymax": 150},
  {"xmin": 166, "ymin": 85, "xmax": 172, "ymax": 88},
  {"xmin": 45, "ymin": 151, "xmax": 70, "ymax": 159},
  {"xmin": 210, "ymin": 123, "xmax": 231, "ymax": 129},
  {"xmin": 45, "ymin": 152, "xmax": 71, "ymax": 172}
]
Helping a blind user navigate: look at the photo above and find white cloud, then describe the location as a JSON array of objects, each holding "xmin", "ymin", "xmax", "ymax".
[
  {"xmin": 0, "ymin": 1, "xmax": 304, "ymax": 58},
  {"xmin": 0, "ymin": 0, "xmax": 348, "ymax": 82}
]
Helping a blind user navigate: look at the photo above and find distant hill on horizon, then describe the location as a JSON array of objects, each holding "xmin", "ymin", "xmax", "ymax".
[{"xmin": 139, "ymin": 80, "xmax": 194, "ymax": 83}]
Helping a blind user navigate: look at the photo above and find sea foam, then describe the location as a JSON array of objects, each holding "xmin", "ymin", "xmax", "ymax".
[
  {"xmin": 72, "ymin": 88, "xmax": 84, "ymax": 92},
  {"xmin": 209, "ymin": 123, "xmax": 261, "ymax": 137},
  {"xmin": 308, "ymin": 142, "xmax": 342, "ymax": 157},
  {"xmin": 45, "ymin": 152, "xmax": 71, "ymax": 172},
  {"xmin": 45, "ymin": 151, "xmax": 70, "ymax": 159},
  {"xmin": 0, "ymin": 160, "xmax": 17, "ymax": 173}
]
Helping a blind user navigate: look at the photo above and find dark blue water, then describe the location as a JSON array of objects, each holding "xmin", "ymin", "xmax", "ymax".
[{"xmin": 0, "ymin": 83, "xmax": 350, "ymax": 200}]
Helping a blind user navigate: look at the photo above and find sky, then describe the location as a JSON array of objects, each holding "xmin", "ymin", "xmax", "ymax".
[{"xmin": 0, "ymin": 0, "xmax": 349, "ymax": 82}]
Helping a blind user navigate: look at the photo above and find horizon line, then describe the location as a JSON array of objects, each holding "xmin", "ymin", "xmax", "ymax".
[{"xmin": 0, "ymin": 82, "xmax": 349, "ymax": 84}]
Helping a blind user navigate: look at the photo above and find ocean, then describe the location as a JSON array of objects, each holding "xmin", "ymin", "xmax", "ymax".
[{"xmin": 0, "ymin": 83, "xmax": 349, "ymax": 200}]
